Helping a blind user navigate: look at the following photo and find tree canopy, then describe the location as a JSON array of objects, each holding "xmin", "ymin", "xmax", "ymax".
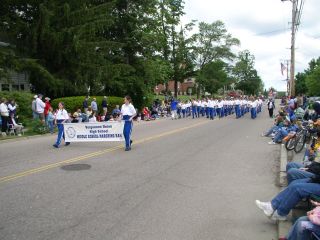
[{"xmin": 1, "ymin": 0, "xmax": 265, "ymax": 108}]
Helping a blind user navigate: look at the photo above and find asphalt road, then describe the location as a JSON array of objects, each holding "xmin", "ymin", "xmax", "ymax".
[{"xmin": 0, "ymin": 109, "xmax": 279, "ymax": 240}]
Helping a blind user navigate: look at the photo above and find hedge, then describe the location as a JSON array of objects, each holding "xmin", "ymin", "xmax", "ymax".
[{"xmin": 51, "ymin": 96, "xmax": 124, "ymax": 114}]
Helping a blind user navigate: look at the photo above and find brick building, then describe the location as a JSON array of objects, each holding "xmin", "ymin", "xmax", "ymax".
[{"xmin": 154, "ymin": 78, "xmax": 196, "ymax": 95}]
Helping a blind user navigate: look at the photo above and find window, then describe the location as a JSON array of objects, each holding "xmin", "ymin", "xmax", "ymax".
[
  {"xmin": 1, "ymin": 84, "xmax": 9, "ymax": 91},
  {"xmin": 12, "ymin": 84, "xmax": 19, "ymax": 91},
  {"xmin": 20, "ymin": 84, "xmax": 25, "ymax": 90}
]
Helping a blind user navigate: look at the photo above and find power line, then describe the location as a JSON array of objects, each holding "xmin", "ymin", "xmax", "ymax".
[{"xmin": 255, "ymin": 28, "xmax": 290, "ymax": 36}]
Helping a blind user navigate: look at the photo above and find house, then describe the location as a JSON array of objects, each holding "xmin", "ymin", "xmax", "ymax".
[
  {"xmin": 0, "ymin": 41, "xmax": 30, "ymax": 92},
  {"xmin": 154, "ymin": 78, "xmax": 196, "ymax": 95}
]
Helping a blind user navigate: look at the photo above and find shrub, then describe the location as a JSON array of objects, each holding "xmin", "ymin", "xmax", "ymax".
[{"xmin": 51, "ymin": 96, "xmax": 124, "ymax": 114}]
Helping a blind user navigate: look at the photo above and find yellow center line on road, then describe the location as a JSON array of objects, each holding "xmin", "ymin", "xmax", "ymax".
[{"xmin": 0, "ymin": 120, "xmax": 209, "ymax": 184}]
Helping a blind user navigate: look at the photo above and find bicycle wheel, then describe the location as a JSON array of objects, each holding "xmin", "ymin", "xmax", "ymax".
[
  {"xmin": 294, "ymin": 132, "xmax": 306, "ymax": 153},
  {"xmin": 285, "ymin": 137, "xmax": 296, "ymax": 151}
]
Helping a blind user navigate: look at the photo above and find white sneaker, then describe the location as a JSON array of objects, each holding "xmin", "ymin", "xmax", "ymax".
[
  {"xmin": 270, "ymin": 210, "xmax": 287, "ymax": 221},
  {"xmin": 255, "ymin": 200, "xmax": 274, "ymax": 217},
  {"xmin": 268, "ymin": 141, "xmax": 276, "ymax": 145},
  {"xmin": 270, "ymin": 133, "xmax": 275, "ymax": 137}
]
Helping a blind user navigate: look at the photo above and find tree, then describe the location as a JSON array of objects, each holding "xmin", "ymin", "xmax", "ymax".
[
  {"xmin": 197, "ymin": 60, "xmax": 228, "ymax": 95},
  {"xmin": 190, "ymin": 21, "xmax": 240, "ymax": 96},
  {"xmin": 232, "ymin": 50, "xmax": 263, "ymax": 95},
  {"xmin": 295, "ymin": 72, "xmax": 308, "ymax": 95},
  {"xmin": 305, "ymin": 65, "xmax": 320, "ymax": 96},
  {"xmin": 299, "ymin": 57, "xmax": 320, "ymax": 96}
]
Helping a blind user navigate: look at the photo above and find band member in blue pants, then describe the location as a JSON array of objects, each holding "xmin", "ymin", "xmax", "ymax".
[
  {"xmin": 120, "ymin": 96, "xmax": 137, "ymax": 151},
  {"xmin": 53, "ymin": 102, "xmax": 70, "ymax": 148}
]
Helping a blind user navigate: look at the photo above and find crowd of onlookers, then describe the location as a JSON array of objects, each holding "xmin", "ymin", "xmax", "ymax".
[
  {"xmin": 0, "ymin": 97, "xmax": 23, "ymax": 136},
  {"xmin": 258, "ymin": 95, "xmax": 320, "ymax": 240}
]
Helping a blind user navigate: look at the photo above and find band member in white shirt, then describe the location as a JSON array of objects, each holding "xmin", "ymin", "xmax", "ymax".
[
  {"xmin": 120, "ymin": 96, "xmax": 137, "ymax": 151},
  {"xmin": 53, "ymin": 102, "xmax": 70, "ymax": 148}
]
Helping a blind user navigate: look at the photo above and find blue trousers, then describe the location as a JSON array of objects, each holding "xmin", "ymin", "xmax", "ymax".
[
  {"xmin": 209, "ymin": 107, "xmax": 214, "ymax": 120},
  {"xmin": 55, "ymin": 120, "xmax": 67, "ymax": 146},
  {"xmin": 123, "ymin": 115, "xmax": 133, "ymax": 148},
  {"xmin": 48, "ymin": 120, "xmax": 54, "ymax": 134},
  {"xmin": 265, "ymin": 125, "xmax": 279, "ymax": 136},
  {"xmin": 201, "ymin": 107, "xmax": 205, "ymax": 117},
  {"xmin": 287, "ymin": 216, "xmax": 320, "ymax": 240},
  {"xmin": 206, "ymin": 107, "xmax": 209, "ymax": 118},
  {"xmin": 192, "ymin": 107, "xmax": 197, "ymax": 118},
  {"xmin": 274, "ymin": 128, "xmax": 288, "ymax": 143},
  {"xmin": 216, "ymin": 108, "xmax": 221, "ymax": 118},
  {"xmin": 286, "ymin": 162, "xmax": 315, "ymax": 185},
  {"xmin": 197, "ymin": 107, "xmax": 201, "ymax": 117},
  {"xmin": 182, "ymin": 109, "xmax": 186, "ymax": 118},
  {"xmin": 251, "ymin": 108, "xmax": 257, "ymax": 119},
  {"xmin": 220, "ymin": 108, "xmax": 224, "ymax": 118},
  {"xmin": 271, "ymin": 178, "xmax": 320, "ymax": 216},
  {"xmin": 235, "ymin": 105, "xmax": 240, "ymax": 118}
]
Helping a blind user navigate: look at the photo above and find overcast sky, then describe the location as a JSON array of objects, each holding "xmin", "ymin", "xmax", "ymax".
[{"xmin": 182, "ymin": 0, "xmax": 320, "ymax": 91}]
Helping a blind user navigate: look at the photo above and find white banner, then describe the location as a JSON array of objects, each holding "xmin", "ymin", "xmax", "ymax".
[{"xmin": 64, "ymin": 122, "xmax": 125, "ymax": 142}]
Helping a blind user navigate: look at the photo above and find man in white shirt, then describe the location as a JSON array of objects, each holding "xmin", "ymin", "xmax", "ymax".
[
  {"xmin": 36, "ymin": 94, "xmax": 46, "ymax": 121},
  {"xmin": 0, "ymin": 98, "xmax": 9, "ymax": 135}
]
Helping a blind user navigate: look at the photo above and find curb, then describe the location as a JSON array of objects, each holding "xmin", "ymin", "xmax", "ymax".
[{"xmin": 278, "ymin": 144, "xmax": 292, "ymax": 239}]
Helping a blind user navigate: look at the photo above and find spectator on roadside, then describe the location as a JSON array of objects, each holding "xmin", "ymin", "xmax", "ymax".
[
  {"xmin": 268, "ymin": 116, "xmax": 298, "ymax": 145},
  {"xmin": 0, "ymin": 98, "xmax": 9, "ymax": 136},
  {"xmin": 262, "ymin": 115, "xmax": 284, "ymax": 137},
  {"xmin": 284, "ymin": 202, "xmax": 320, "ymax": 240},
  {"xmin": 255, "ymin": 178, "xmax": 320, "ymax": 221},
  {"xmin": 86, "ymin": 106, "xmax": 92, "ymax": 117},
  {"xmin": 8, "ymin": 113, "xmax": 23, "ymax": 136},
  {"xmin": 91, "ymin": 98, "xmax": 98, "ymax": 112},
  {"xmin": 47, "ymin": 107, "xmax": 55, "ymax": 134},
  {"xmin": 88, "ymin": 111, "xmax": 97, "ymax": 122},
  {"xmin": 36, "ymin": 94, "xmax": 46, "ymax": 122},
  {"xmin": 102, "ymin": 96, "xmax": 108, "ymax": 116},
  {"xmin": 44, "ymin": 97, "xmax": 51, "ymax": 125},
  {"xmin": 8, "ymin": 99, "xmax": 17, "ymax": 118},
  {"xmin": 83, "ymin": 96, "xmax": 89, "ymax": 113},
  {"xmin": 143, "ymin": 107, "xmax": 151, "ymax": 121},
  {"xmin": 112, "ymin": 105, "xmax": 121, "ymax": 118},
  {"xmin": 76, "ymin": 109, "xmax": 87, "ymax": 122},
  {"xmin": 31, "ymin": 95, "xmax": 38, "ymax": 119},
  {"xmin": 71, "ymin": 112, "xmax": 80, "ymax": 123}
]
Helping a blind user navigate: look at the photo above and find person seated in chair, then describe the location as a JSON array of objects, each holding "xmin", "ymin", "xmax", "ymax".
[{"xmin": 8, "ymin": 113, "xmax": 23, "ymax": 136}]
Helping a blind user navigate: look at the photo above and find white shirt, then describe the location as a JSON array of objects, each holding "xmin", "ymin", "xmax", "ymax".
[
  {"xmin": 0, "ymin": 103, "xmax": 9, "ymax": 116},
  {"xmin": 121, "ymin": 103, "xmax": 136, "ymax": 116},
  {"xmin": 89, "ymin": 116, "xmax": 97, "ymax": 122},
  {"xmin": 8, "ymin": 103, "xmax": 16, "ymax": 112},
  {"xmin": 55, "ymin": 109, "xmax": 69, "ymax": 120},
  {"xmin": 36, "ymin": 98, "xmax": 45, "ymax": 113},
  {"xmin": 217, "ymin": 101, "xmax": 223, "ymax": 108}
]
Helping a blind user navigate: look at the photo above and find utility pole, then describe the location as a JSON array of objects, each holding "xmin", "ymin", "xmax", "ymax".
[
  {"xmin": 290, "ymin": 0, "xmax": 297, "ymax": 97},
  {"xmin": 282, "ymin": 0, "xmax": 302, "ymax": 96},
  {"xmin": 282, "ymin": 59, "xmax": 290, "ymax": 95}
]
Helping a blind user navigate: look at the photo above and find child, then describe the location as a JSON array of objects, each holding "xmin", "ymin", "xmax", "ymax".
[{"xmin": 47, "ymin": 107, "xmax": 55, "ymax": 134}]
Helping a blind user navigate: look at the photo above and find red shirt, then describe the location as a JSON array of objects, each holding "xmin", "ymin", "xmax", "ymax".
[{"xmin": 44, "ymin": 102, "xmax": 51, "ymax": 116}]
